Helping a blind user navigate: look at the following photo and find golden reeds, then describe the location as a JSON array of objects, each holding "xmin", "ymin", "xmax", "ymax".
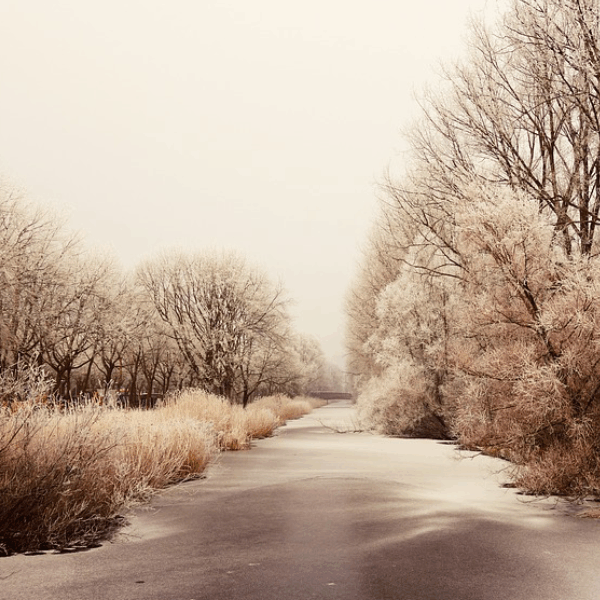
[{"xmin": 0, "ymin": 391, "xmax": 316, "ymax": 555}]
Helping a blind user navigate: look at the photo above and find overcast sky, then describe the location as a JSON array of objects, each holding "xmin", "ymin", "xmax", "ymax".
[{"xmin": 0, "ymin": 0, "xmax": 501, "ymax": 367}]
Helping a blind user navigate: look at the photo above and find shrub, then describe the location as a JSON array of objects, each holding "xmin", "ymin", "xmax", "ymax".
[
  {"xmin": 446, "ymin": 190, "xmax": 600, "ymax": 495},
  {"xmin": 356, "ymin": 364, "xmax": 449, "ymax": 439}
]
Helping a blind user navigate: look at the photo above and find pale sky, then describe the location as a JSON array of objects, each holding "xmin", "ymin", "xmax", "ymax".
[{"xmin": 0, "ymin": 0, "xmax": 500, "ymax": 367}]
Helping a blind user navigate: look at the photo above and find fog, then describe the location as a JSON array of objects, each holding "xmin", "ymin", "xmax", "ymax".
[{"xmin": 0, "ymin": 0, "xmax": 500, "ymax": 366}]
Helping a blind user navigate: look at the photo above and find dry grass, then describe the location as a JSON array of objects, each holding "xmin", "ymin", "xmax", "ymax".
[
  {"xmin": 162, "ymin": 391, "xmax": 319, "ymax": 449},
  {"xmin": 0, "ymin": 401, "xmax": 217, "ymax": 555},
  {"xmin": 162, "ymin": 391, "xmax": 279, "ymax": 450},
  {"xmin": 251, "ymin": 394, "xmax": 316, "ymax": 422},
  {"xmin": 0, "ymin": 391, "xmax": 318, "ymax": 555}
]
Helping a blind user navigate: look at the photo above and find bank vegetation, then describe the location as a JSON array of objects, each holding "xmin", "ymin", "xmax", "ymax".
[
  {"xmin": 0, "ymin": 387, "xmax": 320, "ymax": 556},
  {"xmin": 347, "ymin": 0, "xmax": 600, "ymax": 498},
  {"xmin": 0, "ymin": 187, "xmax": 335, "ymax": 555}
]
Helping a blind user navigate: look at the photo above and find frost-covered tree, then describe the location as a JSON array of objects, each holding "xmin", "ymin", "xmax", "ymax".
[
  {"xmin": 358, "ymin": 259, "xmax": 455, "ymax": 439},
  {"xmin": 345, "ymin": 217, "xmax": 402, "ymax": 390},
  {"xmin": 0, "ymin": 186, "xmax": 131, "ymax": 400},
  {"xmin": 93, "ymin": 281, "xmax": 139, "ymax": 393},
  {"xmin": 349, "ymin": 0, "xmax": 600, "ymax": 494},
  {"xmin": 137, "ymin": 250, "xmax": 293, "ymax": 404},
  {"xmin": 37, "ymin": 255, "xmax": 120, "ymax": 398},
  {"xmin": 0, "ymin": 188, "xmax": 76, "ymax": 374},
  {"xmin": 412, "ymin": 0, "xmax": 600, "ymax": 256},
  {"xmin": 446, "ymin": 186, "xmax": 600, "ymax": 494}
]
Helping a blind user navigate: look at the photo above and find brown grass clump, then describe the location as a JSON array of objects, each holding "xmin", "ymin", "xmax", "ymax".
[
  {"xmin": 161, "ymin": 392, "xmax": 253, "ymax": 450},
  {"xmin": 244, "ymin": 406, "xmax": 281, "ymax": 440},
  {"xmin": 307, "ymin": 396, "xmax": 328, "ymax": 409},
  {"xmin": 251, "ymin": 394, "xmax": 315, "ymax": 422},
  {"xmin": 108, "ymin": 411, "xmax": 216, "ymax": 495},
  {"xmin": 163, "ymin": 391, "xmax": 318, "ymax": 449},
  {"xmin": 162, "ymin": 391, "xmax": 280, "ymax": 449},
  {"xmin": 0, "ymin": 404, "xmax": 118, "ymax": 554},
  {"xmin": 0, "ymin": 391, "xmax": 318, "ymax": 555},
  {"xmin": 0, "ymin": 400, "xmax": 217, "ymax": 555}
]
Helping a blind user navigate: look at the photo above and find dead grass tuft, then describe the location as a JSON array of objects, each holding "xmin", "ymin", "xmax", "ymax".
[
  {"xmin": 251, "ymin": 394, "xmax": 314, "ymax": 422},
  {"xmin": 0, "ymin": 401, "xmax": 217, "ymax": 555},
  {"xmin": 0, "ymin": 390, "xmax": 319, "ymax": 554}
]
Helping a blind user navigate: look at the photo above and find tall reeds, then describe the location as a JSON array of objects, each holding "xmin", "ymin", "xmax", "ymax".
[{"xmin": 0, "ymin": 391, "xmax": 316, "ymax": 555}]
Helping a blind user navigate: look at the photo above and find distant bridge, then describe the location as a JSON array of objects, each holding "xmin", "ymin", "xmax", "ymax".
[{"xmin": 309, "ymin": 391, "xmax": 353, "ymax": 402}]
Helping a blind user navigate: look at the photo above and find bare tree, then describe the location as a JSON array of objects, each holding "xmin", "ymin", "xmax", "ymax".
[
  {"xmin": 137, "ymin": 250, "xmax": 292, "ymax": 404},
  {"xmin": 408, "ymin": 0, "xmax": 600, "ymax": 256},
  {"xmin": 37, "ymin": 255, "xmax": 119, "ymax": 398},
  {"xmin": 0, "ymin": 188, "xmax": 77, "ymax": 374}
]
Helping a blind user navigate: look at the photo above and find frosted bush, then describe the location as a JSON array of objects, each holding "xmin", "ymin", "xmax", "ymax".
[{"xmin": 357, "ymin": 363, "xmax": 449, "ymax": 439}]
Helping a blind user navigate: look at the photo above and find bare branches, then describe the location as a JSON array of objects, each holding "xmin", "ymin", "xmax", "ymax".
[
  {"xmin": 348, "ymin": 0, "xmax": 600, "ymax": 496},
  {"xmin": 136, "ymin": 250, "xmax": 300, "ymax": 405}
]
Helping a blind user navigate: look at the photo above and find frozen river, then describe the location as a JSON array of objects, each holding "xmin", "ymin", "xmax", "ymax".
[{"xmin": 4, "ymin": 400, "xmax": 600, "ymax": 599}]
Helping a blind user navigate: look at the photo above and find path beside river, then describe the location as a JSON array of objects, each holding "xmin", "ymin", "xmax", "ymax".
[{"xmin": 3, "ymin": 400, "xmax": 600, "ymax": 600}]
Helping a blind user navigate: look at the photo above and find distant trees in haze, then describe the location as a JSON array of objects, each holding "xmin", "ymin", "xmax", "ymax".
[
  {"xmin": 138, "ymin": 250, "xmax": 301, "ymax": 406},
  {"xmin": 348, "ymin": 0, "xmax": 600, "ymax": 496},
  {"xmin": 0, "ymin": 188, "xmax": 330, "ymax": 406}
]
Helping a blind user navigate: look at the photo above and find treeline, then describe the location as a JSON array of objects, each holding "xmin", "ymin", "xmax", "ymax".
[
  {"xmin": 0, "ymin": 188, "xmax": 337, "ymax": 407},
  {"xmin": 347, "ymin": 0, "xmax": 600, "ymax": 497}
]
